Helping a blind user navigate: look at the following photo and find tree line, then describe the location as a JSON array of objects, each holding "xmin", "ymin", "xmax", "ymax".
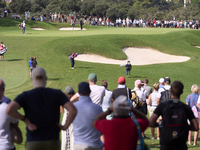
[{"xmin": 4, "ymin": 0, "xmax": 200, "ymax": 21}]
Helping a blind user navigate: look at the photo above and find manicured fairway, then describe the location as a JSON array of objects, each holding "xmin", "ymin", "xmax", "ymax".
[{"xmin": 0, "ymin": 18, "xmax": 200, "ymax": 150}]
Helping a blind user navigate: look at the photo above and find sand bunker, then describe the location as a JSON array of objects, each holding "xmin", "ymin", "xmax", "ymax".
[
  {"xmin": 75, "ymin": 47, "xmax": 190, "ymax": 66},
  {"xmin": 195, "ymin": 46, "xmax": 200, "ymax": 48},
  {"xmin": 31, "ymin": 28, "xmax": 45, "ymax": 30},
  {"xmin": 59, "ymin": 27, "xmax": 86, "ymax": 31}
]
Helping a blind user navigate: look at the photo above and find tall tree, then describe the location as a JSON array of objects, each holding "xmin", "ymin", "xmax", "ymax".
[{"xmin": 9, "ymin": 0, "xmax": 31, "ymax": 14}]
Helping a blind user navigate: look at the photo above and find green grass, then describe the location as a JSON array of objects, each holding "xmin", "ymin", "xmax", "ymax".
[{"xmin": 0, "ymin": 18, "xmax": 200, "ymax": 149}]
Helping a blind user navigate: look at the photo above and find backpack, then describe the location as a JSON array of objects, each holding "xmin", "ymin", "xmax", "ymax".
[
  {"xmin": 189, "ymin": 95, "xmax": 199, "ymax": 118},
  {"xmin": 160, "ymin": 87, "xmax": 171, "ymax": 102},
  {"xmin": 159, "ymin": 101, "xmax": 189, "ymax": 145},
  {"xmin": 131, "ymin": 90, "xmax": 140, "ymax": 108}
]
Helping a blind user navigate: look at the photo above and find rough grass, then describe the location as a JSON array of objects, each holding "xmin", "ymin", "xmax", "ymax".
[{"xmin": 0, "ymin": 18, "xmax": 200, "ymax": 150}]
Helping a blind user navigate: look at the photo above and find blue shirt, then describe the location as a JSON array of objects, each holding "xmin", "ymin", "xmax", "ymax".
[
  {"xmin": 28, "ymin": 60, "xmax": 32, "ymax": 67},
  {"xmin": 159, "ymin": 85, "xmax": 164, "ymax": 89},
  {"xmin": 73, "ymin": 96, "xmax": 103, "ymax": 148},
  {"xmin": 186, "ymin": 93, "xmax": 199, "ymax": 111}
]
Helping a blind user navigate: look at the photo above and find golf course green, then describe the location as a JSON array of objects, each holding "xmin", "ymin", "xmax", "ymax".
[{"xmin": 0, "ymin": 17, "xmax": 200, "ymax": 150}]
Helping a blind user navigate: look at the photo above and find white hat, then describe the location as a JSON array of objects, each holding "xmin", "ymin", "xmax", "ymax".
[
  {"xmin": 32, "ymin": 67, "xmax": 47, "ymax": 88},
  {"xmin": 159, "ymin": 78, "xmax": 164, "ymax": 84}
]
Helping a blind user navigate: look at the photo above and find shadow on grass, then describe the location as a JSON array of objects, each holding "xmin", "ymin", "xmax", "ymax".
[
  {"xmin": 48, "ymin": 78, "xmax": 61, "ymax": 81},
  {"xmin": 6, "ymin": 59, "xmax": 23, "ymax": 61},
  {"xmin": 129, "ymin": 76, "xmax": 148, "ymax": 78},
  {"xmin": 77, "ymin": 67, "xmax": 93, "ymax": 69}
]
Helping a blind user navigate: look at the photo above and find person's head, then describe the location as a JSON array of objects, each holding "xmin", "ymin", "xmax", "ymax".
[
  {"xmin": 164, "ymin": 77, "xmax": 171, "ymax": 85},
  {"xmin": 170, "ymin": 81, "xmax": 184, "ymax": 98},
  {"xmin": 30, "ymin": 57, "xmax": 33, "ymax": 61},
  {"xmin": 127, "ymin": 61, "xmax": 130, "ymax": 64},
  {"xmin": 34, "ymin": 57, "xmax": 36, "ymax": 60},
  {"xmin": 191, "ymin": 84, "xmax": 199, "ymax": 94},
  {"xmin": 88, "ymin": 73, "xmax": 97, "ymax": 84},
  {"xmin": 118, "ymin": 76, "xmax": 126, "ymax": 85},
  {"xmin": 65, "ymin": 86, "xmax": 75, "ymax": 99},
  {"xmin": 113, "ymin": 95, "xmax": 131, "ymax": 116},
  {"xmin": 0, "ymin": 78, "xmax": 5, "ymax": 98},
  {"xmin": 153, "ymin": 83, "xmax": 159, "ymax": 91},
  {"xmin": 141, "ymin": 81, "xmax": 144, "ymax": 87},
  {"xmin": 144, "ymin": 78, "xmax": 149, "ymax": 85},
  {"xmin": 76, "ymin": 52, "xmax": 79, "ymax": 55},
  {"xmin": 135, "ymin": 79, "xmax": 142, "ymax": 88},
  {"xmin": 1, "ymin": 42, "xmax": 3, "ymax": 44},
  {"xmin": 159, "ymin": 78, "xmax": 164, "ymax": 85},
  {"xmin": 101, "ymin": 80, "xmax": 108, "ymax": 89},
  {"xmin": 31, "ymin": 67, "xmax": 47, "ymax": 88},
  {"xmin": 78, "ymin": 82, "xmax": 91, "ymax": 96}
]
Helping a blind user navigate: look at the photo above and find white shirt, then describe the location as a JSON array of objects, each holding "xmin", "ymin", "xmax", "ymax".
[
  {"xmin": 22, "ymin": 22, "xmax": 25, "ymax": 27},
  {"xmin": 102, "ymin": 89, "xmax": 112, "ymax": 109},
  {"xmin": 150, "ymin": 91, "xmax": 158, "ymax": 107},
  {"xmin": 133, "ymin": 87, "xmax": 146, "ymax": 102},
  {"xmin": 89, "ymin": 85, "xmax": 105, "ymax": 106},
  {"xmin": 141, "ymin": 87, "xmax": 148, "ymax": 99},
  {"xmin": 76, "ymin": 85, "xmax": 105, "ymax": 106},
  {"xmin": 0, "ymin": 103, "xmax": 18, "ymax": 150}
]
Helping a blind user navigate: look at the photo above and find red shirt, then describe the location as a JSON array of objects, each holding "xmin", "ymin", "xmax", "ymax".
[
  {"xmin": 95, "ymin": 117, "xmax": 149, "ymax": 150},
  {"xmin": 0, "ymin": 44, "xmax": 4, "ymax": 50}
]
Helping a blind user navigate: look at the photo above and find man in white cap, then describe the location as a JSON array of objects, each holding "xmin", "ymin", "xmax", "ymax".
[
  {"xmin": 94, "ymin": 95, "xmax": 149, "ymax": 150},
  {"xmin": 159, "ymin": 78, "xmax": 164, "ymax": 89},
  {"xmin": 157, "ymin": 77, "xmax": 171, "ymax": 105},
  {"xmin": 6, "ymin": 67, "xmax": 77, "ymax": 150}
]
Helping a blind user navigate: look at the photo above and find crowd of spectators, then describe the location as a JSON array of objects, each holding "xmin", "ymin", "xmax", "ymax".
[
  {"xmin": 0, "ymin": 68, "xmax": 199, "ymax": 150},
  {"xmin": 87, "ymin": 17, "xmax": 200, "ymax": 29}
]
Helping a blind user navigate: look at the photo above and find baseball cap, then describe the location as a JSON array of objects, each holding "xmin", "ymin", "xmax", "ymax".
[
  {"xmin": 77, "ymin": 52, "xmax": 79, "ymax": 55},
  {"xmin": 113, "ymin": 95, "xmax": 131, "ymax": 116},
  {"xmin": 118, "ymin": 76, "xmax": 126, "ymax": 84},
  {"xmin": 164, "ymin": 77, "xmax": 171, "ymax": 83},
  {"xmin": 34, "ymin": 57, "xmax": 36, "ymax": 59},
  {"xmin": 32, "ymin": 67, "xmax": 47, "ymax": 88},
  {"xmin": 88, "ymin": 73, "xmax": 97, "ymax": 82},
  {"xmin": 78, "ymin": 82, "xmax": 91, "ymax": 95},
  {"xmin": 159, "ymin": 78, "xmax": 164, "ymax": 83},
  {"xmin": 135, "ymin": 79, "xmax": 142, "ymax": 87},
  {"xmin": 65, "ymin": 86, "xmax": 75, "ymax": 94}
]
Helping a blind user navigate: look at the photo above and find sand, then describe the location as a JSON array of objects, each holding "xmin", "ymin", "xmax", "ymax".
[
  {"xmin": 75, "ymin": 47, "xmax": 190, "ymax": 66},
  {"xmin": 31, "ymin": 28, "xmax": 45, "ymax": 30}
]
